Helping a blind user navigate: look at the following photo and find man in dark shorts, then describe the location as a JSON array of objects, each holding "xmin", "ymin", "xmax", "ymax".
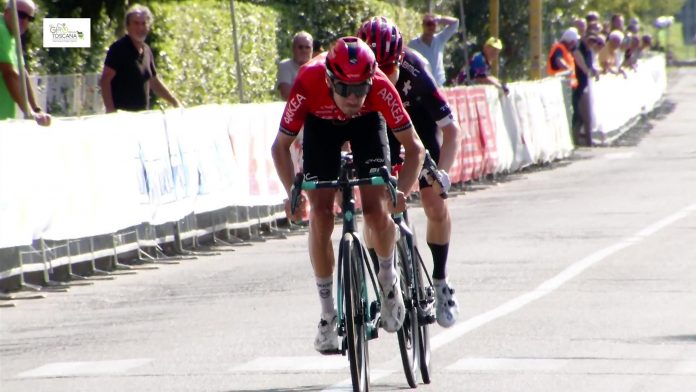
[
  {"xmin": 271, "ymin": 37, "xmax": 424, "ymax": 353},
  {"xmin": 358, "ymin": 17, "xmax": 461, "ymax": 328},
  {"xmin": 100, "ymin": 4, "xmax": 180, "ymax": 112}
]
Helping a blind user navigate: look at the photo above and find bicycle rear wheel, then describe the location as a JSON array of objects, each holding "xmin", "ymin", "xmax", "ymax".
[
  {"xmin": 342, "ymin": 233, "xmax": 370, "ymax": 392},
  {"xmin": 396, "ymin": 239, "xmax": 419, "ymax": 388},
  {"xmin": 414, "ymin": 246, "xmax": 432, "ymax": 384}
]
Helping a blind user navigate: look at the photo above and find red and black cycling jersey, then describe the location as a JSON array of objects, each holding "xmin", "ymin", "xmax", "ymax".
[
  {"xmin": 395, "ymin": 48, "xmax": 454, "ymax": 129},
  {"xmin": 279, "ymin": 54, "xmax": 413, "ymax": 136}
]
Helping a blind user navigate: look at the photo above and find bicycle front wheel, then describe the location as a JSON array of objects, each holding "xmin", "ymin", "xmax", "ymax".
[
  {"xmin": 342, "ymin": 233, "xmax": 370, "ymax": 392},
  {"xmin": 396, "ymin": 238, "xmax": 419, "ymax": 388},
  {"xmin": 414, "ymin": 246, "xmax": 432, "ymax": 384}
]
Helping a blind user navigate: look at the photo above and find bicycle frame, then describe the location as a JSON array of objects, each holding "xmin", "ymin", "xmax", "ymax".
[{"xmin": 291, "ymin": 163, "xmax": 397, "ymax": 349}]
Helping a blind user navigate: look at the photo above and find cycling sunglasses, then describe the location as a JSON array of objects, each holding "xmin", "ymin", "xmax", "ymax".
[
  {"xmin": 17, "ymin": 11, "xmax": 35, "ymax": 22},
  {"xmin": 331, "ymin": 79, "xmax": 371, "ymax": 98}
]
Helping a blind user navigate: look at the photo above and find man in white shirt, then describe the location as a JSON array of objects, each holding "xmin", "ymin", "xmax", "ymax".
[
  {"xmin": 408, "ymin": 13, "xmax": 459, "ymax": 87},
  {"xmin": 276, "ymin": 31, "xmax": 313, "ymax": 101}
]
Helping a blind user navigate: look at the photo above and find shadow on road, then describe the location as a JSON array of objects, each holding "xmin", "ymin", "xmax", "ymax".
[{"xmin": 611, "ymin": 99, "xmax": 677, "ymax": 148}]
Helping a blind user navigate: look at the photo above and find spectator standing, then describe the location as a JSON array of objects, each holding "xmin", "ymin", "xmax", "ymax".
[
  {"xmin": 100, "ymin": 4, "xmax": 181, "ymax": 113},
  {"xmin": 622, "ymin": 34, "xmax": 641, "ymax": 70},
  {"xmin": 548, "ymin": 28, "xmax": 583, "ymax": 146},
  {"xmin": 574, "ymin": 32, "xmax": 601, "ymax": 146},
  {"xmin": 408, "ymin": 13, "xmax": 459, "ymax": 87},
  {"xmin": 598, "ymin": 30, "xmax": 626, "ymax": 76},
  {"xmin": 640, "ymin": 34, "xmax": 653, "ymax": 54},
  {"xmin": 627, "ymin": 17, "xmax": 640, "ymax": 34},
  {"xmin": 460, "ymin": 37, "xmax": 508, "ymax": 95},
  {"xmin": 547, "ymin": 27, "xmax": 580, "ymax": 88},
  {"xmin": 0, "ymin": 0, "xmax": 50, "ymax": 125},
  {"xmin": 610, "ymin": 13, "xmax": 625, "ymax": 33},
  {"xmin": 276, "ymin": 31, "xmax": 313, "ymax": 101},
  {"xmin": 586, "ymin": 10, "xmax": 601, "ymax": 32}
]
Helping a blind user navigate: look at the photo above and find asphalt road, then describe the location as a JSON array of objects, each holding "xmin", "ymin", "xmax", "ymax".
[{"xmin": 2, "ymin": 68, "xmax": 696, "ymax": 392}]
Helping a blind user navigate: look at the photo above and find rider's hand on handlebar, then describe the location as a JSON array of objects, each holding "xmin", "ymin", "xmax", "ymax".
[
  {"xmin": 422, "ymin": 168, "xmax": 451, "ymax": 195},
  {"xmin": 433, "ymin": 169, "xmax": 451, "ymax": 194},
  {"xmin": 387, "ymin": 190, "xmax": 408, "ymax": 214}
]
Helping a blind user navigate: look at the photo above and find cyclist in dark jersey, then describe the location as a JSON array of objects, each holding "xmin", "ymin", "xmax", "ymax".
[
  {"xmin": 271, "ymin": 37, "xmax": 425, "ymax": 353},
  {"xmin": 359, "ymin": 17, "xmax": 461, "ymax": 328}
]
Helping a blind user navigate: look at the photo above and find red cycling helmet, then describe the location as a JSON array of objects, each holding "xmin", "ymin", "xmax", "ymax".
[
  {"xmin": 357, "ymin": 16, "xmax": 404, "ymax": 67},
  {"xmin": 325, "ymin": 37, "xmax": 377, "ymax": 84}
]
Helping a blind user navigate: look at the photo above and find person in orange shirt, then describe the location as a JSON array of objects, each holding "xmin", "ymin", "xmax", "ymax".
[{"xmin": 547, "ymin": 27, "xmax": 580, "ymax": 88}]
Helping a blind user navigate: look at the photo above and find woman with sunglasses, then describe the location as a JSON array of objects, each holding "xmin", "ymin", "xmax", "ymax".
[
  {"xmin": 359, "ymin": 16, "xmax": 461, "ymax": 328},
  {"xmin": 1, "ymin": 0, "xmax": 50, "ymax": 125},
  {"xmin": 271, "ymin": 36, "xmax": 425, "ymax": 354}
]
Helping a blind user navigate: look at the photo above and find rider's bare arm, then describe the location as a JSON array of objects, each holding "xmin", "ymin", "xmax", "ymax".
[
  {"xmin": 392, "ymin": 125, "xmax": 425, "ymax": 195},
  {"xmin": 437, "ymin": 120, "xmax": 460, "ymax": 173},
  {"xmin": 271, "ymin": 131, "xmax": 298, "ymax": 197}
]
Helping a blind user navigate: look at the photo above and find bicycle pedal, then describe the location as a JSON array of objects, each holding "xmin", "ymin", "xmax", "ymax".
[{"xmin": 418, "ymin": 313, "xmax": 437, "ymax": 325}]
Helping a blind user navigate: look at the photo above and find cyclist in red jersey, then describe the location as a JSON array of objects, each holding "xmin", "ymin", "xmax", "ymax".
[
  {"xmin": 271, "ymin": 37, "xmax": 425, "ymax": 354},
  {"xmin": 359, "ymin": 17, "xmax": 461, "ymax": 327}
]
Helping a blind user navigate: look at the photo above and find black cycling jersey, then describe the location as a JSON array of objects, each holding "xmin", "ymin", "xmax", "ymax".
[{"xmin": 390, "ymin": 48, "xmax": 454, "ymax": 166}]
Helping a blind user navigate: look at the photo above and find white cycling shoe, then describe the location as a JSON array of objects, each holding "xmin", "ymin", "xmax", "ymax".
[
  {"xmin": 380, "ymin": 276, "xmax": 405, "ymax": 333},
  {"xmin": 435, "ymin": 282, "xmax": 459, "ymax": 328},
  {"xmin": 314, "ymin": 311, "xmax": 339, "ymax": 354}
]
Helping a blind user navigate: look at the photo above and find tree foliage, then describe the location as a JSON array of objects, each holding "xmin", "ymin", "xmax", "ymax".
[
  {"xmin": 436, "ymin": 0, "xmax": 687, "ymax": 83},
  {"xmin": 18, "ymin": 0, "xmax": 687, "ymax": 104}
]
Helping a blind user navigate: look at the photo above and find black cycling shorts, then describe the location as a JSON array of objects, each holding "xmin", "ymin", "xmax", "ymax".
[
  {"xmin": 303, "ymin": 112, "xmax": 390, "ymax": 181},
  {"xmin": 388, "ymin": 113, "xmax": 440, "ymax": 189}
]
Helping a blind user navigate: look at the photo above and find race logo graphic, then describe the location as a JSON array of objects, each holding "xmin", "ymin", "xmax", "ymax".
[
  {"xmin": 43, "ymin": 18, "xmax": 91, "ymax": 48},
  {"xmin": 283, "ymin": 93, "xmax": 306, "ymax": 125},
  {"xmin": 377, "ymin": 87, "xmax": 405, "ymax": 124}
]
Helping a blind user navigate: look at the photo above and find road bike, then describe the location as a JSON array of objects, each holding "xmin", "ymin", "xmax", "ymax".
[
  {"xmin": 394, "ymin": 151, "xmax": 443, "ymax": 388},
  {"xmin": 291, "ymin": 156, "xmax": 397, "ymax": 392}
]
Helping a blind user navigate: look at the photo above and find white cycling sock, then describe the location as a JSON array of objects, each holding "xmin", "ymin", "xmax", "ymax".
[
  {"xmin": 377, "ymin": 253, "xmax": 396, "ymax": 287},
  {"xmin": 316, "ymin": 276, "xmax": 335, "ymax": 315}
]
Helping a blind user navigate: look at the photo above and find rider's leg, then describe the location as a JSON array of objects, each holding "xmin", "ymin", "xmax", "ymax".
[
  {"xmin": 301, "ymin": 114, "xmax": 345, "ymax": 352},
  {"xmin": 420, "ymin": 186, "xmax": 451, "ymax": 279},
  {"xmin": 308, "ymin": 194, "xmax": 339, "ymax": 355},
  {"xmin": 350, "ymin": 112, "xmax": 403, "ymax": 332},
  {"xmin": 365, "ymin": 126, "xmax": 404, "ymax": 275},
  {"xmin": 360, "ymin": 186, "xmax": 396, "ymax": 285},
  {"xmin": 420, "ymin": 185, "xmax": 459, "ymax": 327},
  {"xmin": 307, "ymin": 188, "xmax": 338, "ymax": 313}
]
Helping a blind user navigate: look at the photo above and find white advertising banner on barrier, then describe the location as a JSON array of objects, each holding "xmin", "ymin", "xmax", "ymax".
[{"xmin": 0, "ymin": 54, "xmax": 666, "ymax": 251}]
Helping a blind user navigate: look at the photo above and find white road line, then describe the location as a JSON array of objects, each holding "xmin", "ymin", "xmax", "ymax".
[
  {"xmin": 229, "ymin": 356, "xmax": 347, "ymax": 372},
  {"xmin": 320, "ymin": 202, "xmax": 696, "ymax": 391},
  {"xmin": 673, "ymin": 360, "xmax": 696, "ymax": 375},
  {"xmin": 16, "ymin": 358, "xmax": 152, "ymax": 379},
  {"xmin": 447, "ymin": 357, "xmax": 569, "ymax": 372}
]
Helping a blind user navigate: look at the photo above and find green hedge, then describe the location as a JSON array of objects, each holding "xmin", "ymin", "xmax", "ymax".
[
  {"xmin": 149, "ymin": 0, "xmax": 280, "ymax": 105},
  {"xmin": 149, "ymin": 0, "xmax": 421, "ymax": 105},
  {"xmin": 23, "ymin": 0, "xmax": 421, "ymax": 107}
]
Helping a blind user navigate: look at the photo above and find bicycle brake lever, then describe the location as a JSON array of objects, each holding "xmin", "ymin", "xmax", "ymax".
[
  {"xmin": 290, "ymin": 173, "xmax": 304, "ymax": 215},
  {"xmin": 378, "ymin": 166, "xmax": 398, "ymax": 208}
]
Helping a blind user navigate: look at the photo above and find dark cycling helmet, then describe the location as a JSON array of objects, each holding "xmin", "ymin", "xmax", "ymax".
[
  {"xmin": 357, "ymin": 16, "xmax": 404, "ymax": 67},
  {"xmin": 325, "ymin": 37, "xmax": 376, "ymax": 83}
]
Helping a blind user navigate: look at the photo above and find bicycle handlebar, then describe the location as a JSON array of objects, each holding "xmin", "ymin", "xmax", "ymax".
[{"xmin": 290, "ymin": 166, "xmax": 398, "ymax": 215}]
